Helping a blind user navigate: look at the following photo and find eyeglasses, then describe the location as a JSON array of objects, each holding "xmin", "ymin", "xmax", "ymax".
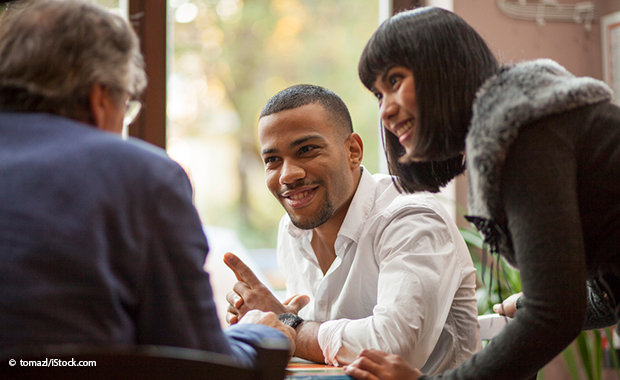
[
  {"xmin": 122, "ymin": 98, "xmax": 142, "ymax": 140},
  {"xmin": 124, "ymin": 99, "xmax": 142, "ymax": 127}
]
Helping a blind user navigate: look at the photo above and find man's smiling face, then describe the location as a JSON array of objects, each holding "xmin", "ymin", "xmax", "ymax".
[{"xmin": 258, "ymin": 103, "xmax": 357, "ymax": 230}]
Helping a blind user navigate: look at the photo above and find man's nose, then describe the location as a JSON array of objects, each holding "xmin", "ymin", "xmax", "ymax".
[{"xmin": 280, "ymin": 159, "xmax": 305, "ymax": 185}]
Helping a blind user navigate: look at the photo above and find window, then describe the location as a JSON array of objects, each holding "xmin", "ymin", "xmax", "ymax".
[
  {"xmin": 96, "ymin": 0, "xmax": 382, "ymax": 303},
  {"xmin": 168, "ymin": 0, "xmax": 379, "ymax": 253}
]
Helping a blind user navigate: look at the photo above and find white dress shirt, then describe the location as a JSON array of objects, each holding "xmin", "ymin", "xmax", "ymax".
[{"xmin": 276, "ymin": 168, "xmax": 481, "ymax": 374}]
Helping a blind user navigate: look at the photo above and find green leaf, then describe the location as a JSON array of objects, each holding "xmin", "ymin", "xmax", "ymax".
[
  {"xmin": 594, "ymin": 330, "xmax": 602, "ymax": 380},
  {"xmin": 458, "ymin": 228, "xmax": 483, "ymax": 249},
  {"xmin": 604, "ymin": 328, "xmax": 620, "ymax": 379},
  {"xmin": 576, "ymin": 332, "xmax": 593, "ymax": 380},
  {"xmin": 561, "ymin": 344, "xmax": 581, "ymax": 380}
]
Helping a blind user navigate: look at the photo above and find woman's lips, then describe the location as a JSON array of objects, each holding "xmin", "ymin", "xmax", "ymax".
[
  {"xmin": 393, "ymin": 119, "xmax": 414, "ymax": 146},
  {"xmin": 398, "ymin": 127, "xmax": 414, "ymax": 145}
]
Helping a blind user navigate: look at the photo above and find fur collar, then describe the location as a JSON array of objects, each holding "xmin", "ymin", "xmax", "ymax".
[{"xmin": 465, "ymin": 59, "xmax": 613, "ymax": 255}]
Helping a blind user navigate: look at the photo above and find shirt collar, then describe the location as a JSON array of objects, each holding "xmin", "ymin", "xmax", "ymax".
[{"xmin": 337, "ymin": 166, "xmax": 375, "ymax": 243}]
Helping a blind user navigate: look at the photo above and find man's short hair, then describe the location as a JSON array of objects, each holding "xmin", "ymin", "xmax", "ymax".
[
  {"xmin": 260, "ymin": 84, "xmax": 354, "ymax": 138},
  {"xmin": 0, "ymin": 0, "xmax": 147, "ymax": 123}
]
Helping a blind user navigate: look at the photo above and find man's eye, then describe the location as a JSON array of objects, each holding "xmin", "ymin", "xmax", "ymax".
[
  {"xmin": 264, "ymin": 156, "xmax": 278, "ymax": 165},
  {"xmin": 299, "ymin": 146, "xmax": 316, "ymax": 154},
  {"xmin": 374, "ymin": 92, "xmax": 383, "ymax": 101}
]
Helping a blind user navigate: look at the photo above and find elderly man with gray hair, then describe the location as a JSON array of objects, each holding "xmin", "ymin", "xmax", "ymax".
[{"xmin": 0, "ymin": 0, "xmax": 294, "ymax": 369}]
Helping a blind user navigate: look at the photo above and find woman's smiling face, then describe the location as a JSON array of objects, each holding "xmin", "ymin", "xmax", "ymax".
[{"xmin": 371, "ymin": 66, "xmax": 419, "ymax": 158}]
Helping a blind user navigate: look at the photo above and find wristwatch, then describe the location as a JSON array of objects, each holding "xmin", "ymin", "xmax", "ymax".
[{"xmin": 278, "ymin": 313, "xmax": 304, "ymax": 329}]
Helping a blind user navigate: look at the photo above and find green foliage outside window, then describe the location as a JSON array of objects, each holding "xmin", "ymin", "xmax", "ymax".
[{"xmin": 168, "ymin": 0, "xmax": 379, "ymax": 250}]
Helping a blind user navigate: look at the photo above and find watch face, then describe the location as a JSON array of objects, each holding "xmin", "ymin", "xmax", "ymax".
[{"xmin": 278, "ymin": 313, "xmax": 304, "ymax": 329}]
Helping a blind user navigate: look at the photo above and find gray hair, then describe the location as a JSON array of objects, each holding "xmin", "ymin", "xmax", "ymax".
[{"xmin": 0, "ymin": 0, "xmax": 147, "ymax": 123}]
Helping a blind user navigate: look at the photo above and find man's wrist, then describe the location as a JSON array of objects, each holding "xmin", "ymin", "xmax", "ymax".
[{"xmin": 278, "ymin": 313, "xmax": 304, "ymax": 330}]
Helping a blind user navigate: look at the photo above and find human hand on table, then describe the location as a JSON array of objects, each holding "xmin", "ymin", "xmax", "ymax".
[
  {"xmin": 224, "ymin": 252, "xmax": 310, "ymax": 325},
  {"xmin": 238, "ymin": 309, "xmax": 296, "ymax": 357},
  {"xmin": 344, "ymin": 349, "xmax": 422, "ymax": 380},
  {"xmin": 492, "ymin": 291, "xmax": 523, "ymax": 317}
]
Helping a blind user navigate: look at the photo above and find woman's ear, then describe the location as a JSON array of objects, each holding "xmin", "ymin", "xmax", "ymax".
[{"xmin": 347, "ymin": 132, "xmax": 364, "ymax": 169}]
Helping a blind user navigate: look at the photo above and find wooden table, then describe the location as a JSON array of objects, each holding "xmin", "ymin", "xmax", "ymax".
[{"xmin": 285, "ymin": 361, "xmax": 353, "ymax": 379}]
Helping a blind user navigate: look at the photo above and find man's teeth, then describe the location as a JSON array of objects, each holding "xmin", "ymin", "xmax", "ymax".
[
  {"xmin": 290, "ymin": 191, "xmax": 309, "ymax": 200},
  {"xmin": 396, "ymin": 120, "xmax": 413, "ymax": 137}
]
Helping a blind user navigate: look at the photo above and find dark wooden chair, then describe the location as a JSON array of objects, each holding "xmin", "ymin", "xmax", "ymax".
[{"xmin": 0, "ymin": 342, "xmax": 290, "ymax": 380}]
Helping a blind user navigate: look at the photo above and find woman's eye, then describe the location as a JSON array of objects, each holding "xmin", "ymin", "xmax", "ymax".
[
  {"xmin": 389, "ymin": 74, "xmax": 402, "ymax": 87},
  {"xmin": 374, "ymin": 92, "xmax": 383, "ymax": 101}
]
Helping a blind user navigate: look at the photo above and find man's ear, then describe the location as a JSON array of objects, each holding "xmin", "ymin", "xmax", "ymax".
[
  {"xmin": 347, "ymin": 132, "xmax": 364, "ymax": 169},
  {"xmin": 89, "ymin": 83, "xmax": 107, "ymax": 129}
]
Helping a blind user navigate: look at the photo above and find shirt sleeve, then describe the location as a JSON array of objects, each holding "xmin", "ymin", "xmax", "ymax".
[
  {"xmin": 516, "ymin": 280, "xmax": 617, "ymax": 331},
  {"xmin": 317, "ymin": 204, "xmax": 470, "ymax": 368}
]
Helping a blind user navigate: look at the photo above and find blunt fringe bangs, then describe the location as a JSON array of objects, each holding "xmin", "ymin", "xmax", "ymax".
[{"xmin": 359, "ymin": 6, "xmax": 498, "ymax": 193}]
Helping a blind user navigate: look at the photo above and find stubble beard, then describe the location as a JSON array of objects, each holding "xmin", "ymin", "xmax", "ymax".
[{"xmin": 287, "ymin": 196, "xmax": 334, "ymax": 230}]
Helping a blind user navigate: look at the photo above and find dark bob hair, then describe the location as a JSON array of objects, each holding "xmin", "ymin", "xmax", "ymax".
[{"xmin": 359, "ymin": 7, "xmax": 499, "ymax": 193}]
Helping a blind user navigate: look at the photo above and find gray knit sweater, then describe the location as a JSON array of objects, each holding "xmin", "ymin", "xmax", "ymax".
[{"xmin": 424, "ymin": 59, "xmax": 620, "ymax": 380}]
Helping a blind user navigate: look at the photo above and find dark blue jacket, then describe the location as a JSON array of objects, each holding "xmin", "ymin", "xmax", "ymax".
[{"xmin": 0, "ymin": 112, "xmax": 285, "ymax": 367}]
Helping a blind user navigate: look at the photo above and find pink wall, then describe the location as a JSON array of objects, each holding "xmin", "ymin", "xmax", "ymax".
[
  {"xmin": 451, "ymin": 0, "xmax": 619, "ymax": 212},
  {"xmin": 455, "ymin": 0, "xmax": 620, "ymax": 80}
]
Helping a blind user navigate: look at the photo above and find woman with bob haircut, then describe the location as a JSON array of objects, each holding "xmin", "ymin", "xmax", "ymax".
[{"xmin": 345, "ymin": 6, "xmax": 620, "ymax": 380}]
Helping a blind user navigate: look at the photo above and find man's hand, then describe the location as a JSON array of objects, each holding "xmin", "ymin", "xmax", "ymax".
[
  {"xmin": 224, "ymin": 252, "xmax": 310, "ymax": 324},
  {"xmin": 493, "ymin": 292, "xmax": 523, "ymax": 317},
  {"xmin": 344, "ymin": 349, "xmax": 422, "ymax": 380},
  {"xmin": 239, "ymin": 309, "xmax": 296, "ymax": 357}
]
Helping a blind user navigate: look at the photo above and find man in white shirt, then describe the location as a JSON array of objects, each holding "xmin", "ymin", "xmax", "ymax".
[{"xmin": 225, "ymin": 84, "xmax": 481, "ymax": 374}]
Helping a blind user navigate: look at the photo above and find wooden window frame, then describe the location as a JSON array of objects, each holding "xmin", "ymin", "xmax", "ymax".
[
  {"xmin": 128, "ymin": 0, "xmax": 167, "ymax": 149},
  {"xmin": 393, "ymin": 0, "xmax": 420, "ymax": 13}
]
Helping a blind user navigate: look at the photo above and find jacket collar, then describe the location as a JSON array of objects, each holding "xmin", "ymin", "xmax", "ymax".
[
  {"xmin": 464, "ymin": 59, "xmax": 613, "ymax": 257},
  {"xmin": 466, "ymin": 59, "xmax": 612, "ymax": 225}
]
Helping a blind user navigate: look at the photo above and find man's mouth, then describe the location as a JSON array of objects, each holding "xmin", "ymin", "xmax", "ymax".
[
  {"xmin": 281, "ymin": 186, "xmax": 318, "ymax": 208},
  {"xmin": 290, "ymin": 191, "xmax": 310, "ymax": 200}
]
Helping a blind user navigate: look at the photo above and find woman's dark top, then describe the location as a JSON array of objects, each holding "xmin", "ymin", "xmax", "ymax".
[{"xmin": 424, "ymin": 59, "xmax": 620, "ymax": 380}]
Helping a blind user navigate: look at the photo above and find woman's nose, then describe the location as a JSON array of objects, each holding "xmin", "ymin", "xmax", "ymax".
[{"xmin": 379, "ymin": 95, "xmax": 398, "ymax": 122}]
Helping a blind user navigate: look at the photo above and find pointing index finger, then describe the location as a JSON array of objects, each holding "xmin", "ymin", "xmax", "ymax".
[{"xmin": 223, "ymin": 252, "xmax": 262, "ymax": 288}]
